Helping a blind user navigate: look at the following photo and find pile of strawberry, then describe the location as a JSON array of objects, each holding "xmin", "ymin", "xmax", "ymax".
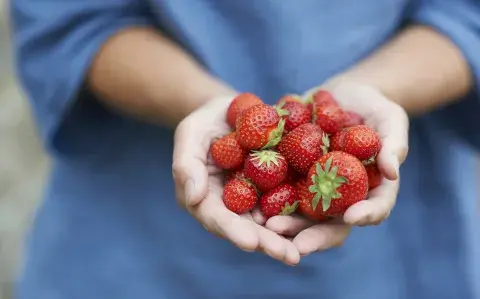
[{"xmin": 210, "ymin": 90, "xmax": 383, "ymax": 222}]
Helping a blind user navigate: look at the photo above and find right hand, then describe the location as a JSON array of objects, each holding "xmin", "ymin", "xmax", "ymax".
[{"xmin": 172, "ymin": 96, "xmax": 301, "ymax": 265}]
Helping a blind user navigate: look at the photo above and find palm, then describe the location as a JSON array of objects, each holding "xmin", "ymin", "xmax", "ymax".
[
  {"xmin": 174, "ymin": 82, "xmax": 409, "ymax": 260},
  {"xmin": 173, "ymin": 96, "xmax": 300, "ymax": 265},
  {"xmin": 264, "ymin": 81, "xmax": 409, "ymax": 254}
]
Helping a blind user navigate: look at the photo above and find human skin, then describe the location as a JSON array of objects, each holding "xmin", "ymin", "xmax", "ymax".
[
  {"xmin": 86, "ymin": 25, "xmax": 472, "ymax": 265},
  {"xmin": 87, "ymin": 26, "xmax": 472, "ymax": 124}
]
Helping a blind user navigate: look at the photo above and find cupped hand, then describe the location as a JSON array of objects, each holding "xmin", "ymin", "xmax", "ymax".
[
  {"xmin": 173, "ymin": 96, "xmax": 301, "ymax": 265},
  {"xmin": 266, "ymin": 79, "xmax": 409, "ymax": 255}
]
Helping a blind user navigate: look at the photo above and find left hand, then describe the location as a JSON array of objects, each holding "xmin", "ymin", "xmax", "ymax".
[
  {"xmin": 265, "ymin": 79, "xmax": 409, "ymax": 256},
  {"xmin": 173, "ymin": 96, "xmax": 301, "ymax": 265}
]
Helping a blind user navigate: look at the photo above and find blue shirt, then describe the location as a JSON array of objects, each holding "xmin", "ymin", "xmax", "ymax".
[{"xmin": 10, "ymin": 0, "xmax": 480, "ymax": 298}]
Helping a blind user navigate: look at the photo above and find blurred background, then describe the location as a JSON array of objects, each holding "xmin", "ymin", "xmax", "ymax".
[{"xmin": 0, "ymin": 1, "xmax": 50, "ymax": 298}]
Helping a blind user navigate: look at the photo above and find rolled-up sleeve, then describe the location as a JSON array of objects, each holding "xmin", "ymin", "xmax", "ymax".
[
  {"xmin": 409, "ymin": 0, "xmax": 480, "ymax": 148},
  {"xmin": 10, "ymin": 0, "xmax": 153, "ymax": 153}
]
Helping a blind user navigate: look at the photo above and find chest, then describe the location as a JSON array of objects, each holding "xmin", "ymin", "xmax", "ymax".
[{"xmin": 146, "ymin": 0, "xmax": 414, "ymax": 98}]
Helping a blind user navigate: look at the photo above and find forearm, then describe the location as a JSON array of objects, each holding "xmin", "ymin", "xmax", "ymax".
[
  {"xmin": 87, "ymin": 27, "xmax": 236, "ymax": 126},
  {"xmin": 336, "ymin": 25, "xmax": 473, "ymax": 115}
]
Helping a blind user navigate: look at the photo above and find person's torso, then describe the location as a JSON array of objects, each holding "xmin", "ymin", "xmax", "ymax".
[{"xmin": 18, "ymin": 1, "xmax": 480, "ymax": 298}]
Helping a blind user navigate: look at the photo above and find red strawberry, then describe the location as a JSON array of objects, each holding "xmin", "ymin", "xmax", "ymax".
[
  {"xmin": 244, "ymin": 150, "xmax": 288, "ymax": 192},
  {"xmin": 330, "ymin": 130, "xmax": 346, "ymax": 151},
  {"xmin": 277, "ymin": 123, "xmax": 328, "ymax": 174},
  {"xmin": 236, "ymin": 104, "xmax": 285, "ymax": 150},
  {"xmin": 210, "ymin": 133, "xmax": 247, "ymax": 170},
  {"xmin": 260, "ymin": 184, "xmax": 298, "ymax": 219},
  {"xmin": 307, "ymin": 151, "xmax": 368, "ymax": 216},
  {"xmin": 224, "ymin": 169, "xmax": 247, "ymax": 182},
  {"xmin": 365, "ymin": 161, "xmax": 383, "ymax": 190},
  {"xmin": 342, "ymin": 125, "xmax": 381, "ymax": 160},
  {"xmin": 226, "ymin": 93, "xmax": 263, "ymax": 128},
  {"xmin": 313, "ymin": 104, "xmax": 345, "ymax": 134},
  {"xmin": 276, "ymin": 94, "xmax": 302, "ymax": 105},
  {"xmin": 343, "ymin": 111, "xmax": 365, "ymax": 127},
  {"xmin": 284, "ymin": 167, "xmax": 301, "ymax": 185},
  {"xmin": 295, "ymin": 178, "xmax": 329, "ymax": 222},
  {"xmin": 306, "ymin": 90, "xmax": 339, "ymax": 113},
  {"xmin": 276, "ymin": 100, "xmax": 311, "ymax": 133},
  {"xmin": 223, "ymin": 178, "xmax": 258, "ymax": 214}
]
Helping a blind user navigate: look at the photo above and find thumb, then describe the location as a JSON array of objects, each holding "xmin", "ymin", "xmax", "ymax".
[
  {"xmin": 172, "ymin": 157, "xmax": 209, "ymax": 207},
  {"xmin": 376, "ymin": 113, "xmax": 409, "ymax": 180},
  {"xmin": 173, "ymin": 118, "xmax": 211, "ymax": 207}
]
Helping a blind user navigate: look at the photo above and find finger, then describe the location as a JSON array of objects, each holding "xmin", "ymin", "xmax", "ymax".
[
  {"xmin": 251, "ymin": 207, "xmax": 267, "ymax": 225},
  {"xmin": 343, "ymin": 179, "xmax": 398, "ymax": 226},
  {"xmin": 193, "ymin": 192, "xmax": 260, "ymax": 252},
  {"xmin": 173, "ymin": 120, "xmax": 211, "ymax": 207},
  {"xmin": 293, "ymin": 222, "xmax": 351, "ymax": 256},
  {"xmin": 284, "ymin": 238, "xmax": 302, "ymax": 266},
  {"xmin": 206, "ymin": 153, "xmax": 224, "ymax": 174},
  {"xmin": 265, "ymin": 214, "xmax": 313, "ymax": 236},
  {"xmin": 193, "ymin": 177, "xmax": 300, "ymax": 264},
  {"xmin": 257, "ymin": 226, "xmax": 301, "ymax": 265},
  {"xmin": 240, "ymin": 211, "xmax": 300, "ymax": 264},
  {"xmin": 374, "ymin": 104, "xmax": 409, "ymax": 180}
]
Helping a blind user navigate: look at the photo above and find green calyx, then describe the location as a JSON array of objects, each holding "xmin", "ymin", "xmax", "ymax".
[
  {"xmin": 280, "ymin": 201, "xmax": 299, "ymax": 216},
  {"xmin": 274, "ymin": 101, "xmax": 290, "ymax": 117},
  {"xmin": 320, "ymin": 133, "xmax": 330, "ymax": 155},
  {"xmin": 308, "ymin": 157, "xmax": 348, "ymax": 212},
  {"xmin": 263, "ymin": 118, "xmax": 285, "ymax": 149},
  {"xmin": 362, "ymin": 156, "xmax": 376, "ymax": 166},
  {"xmin": 250, "ymin": 150, "xmax": 285, "ymax": 168},
  {"xmin": 304, "ymin": 94, "xmax": 314, "ymax": 105}
]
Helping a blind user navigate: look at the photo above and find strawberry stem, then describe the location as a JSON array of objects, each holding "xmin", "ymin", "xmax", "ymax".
[
  {"xmin": 362, "ymin": 156, "xmax": 376, "ymax": 166},
  {"xmin": 308, "ymin": 157, "xmax": 348, "ymax": 212},
  {"xmin": 320, "ymin": 133, "xmax": 330, "ymax": 155},
  {"xmin": 280, "ymin": 201, "xmax": 299, "ymax": 216},
  {"xmin": 263, "ymin": 119, "xmax": 285, "ymax": 149},
  {"xmin": 304, "ymin": 94, "xmax": 314, "ymax": 105},
  {"xmin": 250, "ymin": 150, "xmax": 284, "ymax": 168},
  {"xmin": 274, "ymin": 103, "xmax": 290, "ymax": 117}
]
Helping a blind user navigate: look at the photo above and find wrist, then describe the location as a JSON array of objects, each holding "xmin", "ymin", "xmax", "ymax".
[{"xmin": 179, "ymin": 75, "xmax": 238, "ymax": 118}]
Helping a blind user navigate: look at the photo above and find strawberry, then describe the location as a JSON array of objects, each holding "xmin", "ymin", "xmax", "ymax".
[
  {"xmin": 365, "ymin": 161, "xmax": 382, "ymax": 190},
  {"xmin": 226, "ymin": 93, "xmax": 263, "ymax": 128},
  {"xmin": 236, "ymin": 104, "xmax": 285, "ymax": 150},
  {"xmin": 210, "ymin": 133, "xmax": 247, "ymax": 170},
  {"xmin": 260, "ymin": 184, "xmax": 298, "ymax": 219},
  {"xmin": 313, "ymin": 104, "xmax": 345, "ymax": 134},
  {"xmin": 343, "ymin": 111, "xmax": 365, "ymax": 128},
  {"xmin": 342, "ymin": 125, "xmax": 381, "ymax": 160},
  {"xmin": 244, "ymin": 150, "xmax": 288, "ymax": 192},
  {"xmin": 277, "ymin": 123, "xmax": 328, "ymax": 174},
  {"xmin": 284, "ymin": 167, "xmax": 301, "ymax": 185},
  {"xmin": 307, "ymin": 151, "xmax": 368, "ymax": 216},
  {"xmin": 275, "ymin": 100, "xmax": 311, "ymax": 133},
  {"xmin": 276, "ymin": 94, "xmax": 302, "ymax": 105},
  {"xmin": 295, "ymin": 178, "xmax": 329, "ymax": 221},
  {"xmin": 329, "ymin": 130, "xmax": 346, "ymax": 152},
  {"xmin": 224, "ymin": 169, "xmax": 247, "ymax": 182},
  {"xmin": 306, "ymin": 90, "xmax": 339, "ymax": 113},
  {"xmin": 223, "ymin": 178, "xmax": 258, "ymax": 214}
]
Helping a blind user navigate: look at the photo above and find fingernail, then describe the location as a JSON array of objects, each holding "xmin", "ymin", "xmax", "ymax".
[
  {"xmin": 242, "ymin": 248, "xmax": 256, "ymax": 253},
  {"xmin": 391, "ymin": 155, "xmax": 399, "ymax": 178},
  {"xmin": 185, "ymin": 179, "xmax": 195, "ymax": 204}
]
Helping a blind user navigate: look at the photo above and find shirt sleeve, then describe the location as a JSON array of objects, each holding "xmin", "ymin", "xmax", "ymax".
[
  {"xmin": 409, "ymin": 0, "xmax": 480, "ymax": 149},
  {"xmin": 10, "ymin": 0, "xmax": 154, "ymax": 154}
]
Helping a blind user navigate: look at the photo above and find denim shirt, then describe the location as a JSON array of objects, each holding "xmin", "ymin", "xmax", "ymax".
[{"xmin": 11, "ymin": 0, "xmax": 480, "ymax": 298}]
